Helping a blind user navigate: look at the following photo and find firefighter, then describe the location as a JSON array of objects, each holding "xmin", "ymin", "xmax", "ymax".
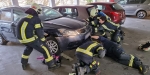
[
  {"xmin": 16, "ymin": 3, "xmax": 58, "ymax": 70},
  {"xmin": 91, "ymin": 36, "xmax": 150, "ymax": 75},
  {"xmin": 71, "ymin": 39, "xmax": 106, "ymax": 75},
  {"xmin": 97, "ymin": 15, "xmax": 124, "ymax": 44}
]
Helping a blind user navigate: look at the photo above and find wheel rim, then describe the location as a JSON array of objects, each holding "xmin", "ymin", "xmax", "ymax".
[
  {"xmin": 137, "ymin": 11, "xmax": 146, "ymax": 18},
  {"xmin": 46, "ymin": 40, "xmax": 58, "ymax": 54},
  {"xmin": 0, "ymin": 36, "xmax": 2, "ymax": 44}
]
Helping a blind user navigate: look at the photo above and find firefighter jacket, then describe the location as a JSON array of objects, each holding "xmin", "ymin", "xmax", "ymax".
[
  {"xmin": 75, "ymin": 41, "xmax": 104, "ymax": 64},
  {"xmin": 101, "ymin": 21, "xmax": 120, "ymax": 33},
  {"xmin": 97, "ymin": 11, "xmax": 111, "ymax": 21},
  {"xmin": 16, "ymin": 8, "xmax": 45, "ymax": 43}
]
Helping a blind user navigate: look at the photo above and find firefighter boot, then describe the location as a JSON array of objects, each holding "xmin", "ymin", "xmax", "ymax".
[
  {"xmin": 21, "ymin": 59, "xmax": 29, "ymax": 70},
  {"xmin": 55, "ymin": 55, "xmax": 61, "ymax": 67},
  {"xmin": 139, "ymin": 64, "xmax": 149, "ymax": 75},
  {"xmin": 47, "ymin": 60, "xmax": 59, "ymax": 71},
  {"xmin": 72, "ymin": 63, "xmax": 80, "ymax": 73},
  {"xmin": 93, "ymin": 68, "xmax": 101, "ymax": 75},
  {"xmin": 77, "ymin": 67, "xmax": 87, "ymax": 75}
]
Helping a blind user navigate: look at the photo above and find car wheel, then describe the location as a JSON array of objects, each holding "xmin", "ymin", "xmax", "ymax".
[
  {"xmin": 46, "ymin": 36, "xmax": 61, "ymax": 55},
  {"xmin": 0, "ymin": 35, "xmax": 8, "ymax": 45},
  {"xmin": 136, "ymin": 11, "xmax": 147, "ymax": 19}
]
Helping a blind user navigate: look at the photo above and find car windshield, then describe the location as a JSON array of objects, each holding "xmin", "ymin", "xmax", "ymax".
[
  {"xmin": 111, "ymin": 3, "xmax": 124, "ymax": 10},
  {"xmin": 39, "ymin": 7, "xmax": 63, "ymax": 21}
]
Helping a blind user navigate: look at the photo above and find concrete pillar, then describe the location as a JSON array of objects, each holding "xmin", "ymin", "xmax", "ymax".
[
  {"xmin": 73, "ymin": 0, "xmax": 79, "ymax": 5},
  {"xmin": 93, "ymin": 0, "xmax": 97, "ymax": 2},
  {"xmin": 11, "ymin": 0, "xmax": 19, "ymax": 6},
  {"xmin": 49, "ymin": 0, "xmax": 55, "ymax": 7}
]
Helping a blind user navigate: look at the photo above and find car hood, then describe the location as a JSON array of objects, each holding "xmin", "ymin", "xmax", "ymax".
[{"xmin": 43, "ymin": 17, "xmax": 85, "ymax": 30}]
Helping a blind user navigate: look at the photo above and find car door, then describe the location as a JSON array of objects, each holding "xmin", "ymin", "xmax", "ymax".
[
  {"xmin": 118, "ymin": 0, "xmax": 141, "ymax": 15},
  {"xmin": 0, "ymin": 9, "xmax": 18, "ymax": 42}
]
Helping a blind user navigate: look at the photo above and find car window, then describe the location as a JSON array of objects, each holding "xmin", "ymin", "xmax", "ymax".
[
  {"xmin": 96, "ymin": 5, "xmax": 105, "ymax": 10},
  {"xmin": 0, "ymin": 11, "xmax": 11, "ymax": 21},
  {"xmin": 118, "ymin": 0, "xmax": 128, "ymax": 4},
  {"xmin": 111, "ymin": 3, "xmax": 124, "ymax": 10},
  {"xmin": 13, "ymin": 10, "xmax": 26, "ymax": 21},
  {"xmin": 143, "ymin": 0, "xmax": 150, "ymax": 4},
  {"xmin": 60, "ymin": 8, "xmax": 78, "ymax": 17},
  {"xmin": 87, "ymin": 6, "xmax": 96, "ymax": 16},
  {"xmin": 39, "ymin": 7, "xmax": 62, "ymax": 21},
  {"xmin": 127, "ymin": 0, "xmax": 141, "ymax": 4}
]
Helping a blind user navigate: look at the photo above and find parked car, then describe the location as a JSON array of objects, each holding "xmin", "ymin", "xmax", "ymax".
[
  {"xmin": 87, "ymin": 2, "xmax": 126, "ymax": 25},
  {"xmin": 0, "ymin": 6, "xmax": 91, "ymax": 54},
  {"xmin": 52, "ymin": 5, "xmax": 94, "ymax": 21},
  {"xmin": 117, "ymin": 0, "xmax": 150, "ymax": 19}
]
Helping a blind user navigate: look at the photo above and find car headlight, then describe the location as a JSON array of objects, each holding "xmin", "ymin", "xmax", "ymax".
[{"xmin": 58, "ymin": 29, "xmax": 79, "ymax": 36}]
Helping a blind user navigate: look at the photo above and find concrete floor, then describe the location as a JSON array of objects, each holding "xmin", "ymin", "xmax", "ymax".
[{"xmin": 0, "ymin": 16, "xmax": 150, "ymax": 75}]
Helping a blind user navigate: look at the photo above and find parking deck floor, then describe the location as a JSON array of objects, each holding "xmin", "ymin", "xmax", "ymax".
[{"xmin": 0, "ymin": 16, "xmax": 150, "ymax": 75}]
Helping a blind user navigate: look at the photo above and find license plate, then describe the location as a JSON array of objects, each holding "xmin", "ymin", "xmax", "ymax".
[{"xmin": 85, "ymin": 32, "xmax": 90, "ymax": 39}]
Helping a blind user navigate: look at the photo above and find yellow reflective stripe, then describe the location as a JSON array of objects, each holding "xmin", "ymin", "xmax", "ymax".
[
  {"xmin": 96, "ymin": 47, "xmax": 104, "ymax": 52},
  {"xmin": 102, "ymin": 32, "xmax": 105, "ymax": 36},
  {"xmin": 129, "ymin": 54, "xmax": 135, "ymax": 67},
  {"xmin": 108, "ymin": 21, "xmax": 120, "ymax": 28},
  {"xmin": 117, "ymin": 36, "xmax": 120, "ymax": 42},
  {"xmin": 35, "ymin": 24, "xmax": 41, "ymax": 28},
  {"xmin": 102, "ymin": 25, "xmax": 114, "ymax": 32},
  {"xmin": 86, "ymin": 42, "xmax": 99, "ymax": 51},
  {"xmin": 19, "ymin": 37, "xmax": 35, "ymax": 43},
  {"xmin": 41, "ymin": 46, "xmax": 53, "ymax": 62},
  {"xmin": 91, "ymin": 21, "xmax": 95, "ymax": 25},
  {"xmin": 76, "ymin": 48, "xmax": 93, "ymax": 57},
  {"xmin": 26, "ymin": 15, "xmax": 33, "ymax": 19},
  {"xmin": 95, "ymin": 28, "xmax": 98, "ymax": 32},
  {"xmin": 41, "ymin": 37, "xmax": 46, "ymax": 41},
  {"xmin": 21, "ymin": 21, "xmax": 28, "ymax": 39},
  {"xmin": 92, "ymin": 61, "xmax": 96, "ymax": 65},
  {"xmin": 22, "ymin": 55, "xmax": 29, "ymax": 59}
]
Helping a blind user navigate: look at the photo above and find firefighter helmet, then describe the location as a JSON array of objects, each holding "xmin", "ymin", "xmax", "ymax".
[
  {"xmin": 31, "ymin": 3, "xmax": 42, "ymax": 14},
  {"xmin": 90, "ymin": 8, "xmax": 97, "ymax": 17}
]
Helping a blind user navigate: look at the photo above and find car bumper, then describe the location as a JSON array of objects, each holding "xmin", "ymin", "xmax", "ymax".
[{"xmin": 56, "ymin": 27, "xmax": 91, "ymax": 51}]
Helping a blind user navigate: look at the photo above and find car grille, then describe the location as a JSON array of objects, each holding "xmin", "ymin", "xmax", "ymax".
[{"xmin": 77, "ymin": 25, "xmax": 90, "ymax": 33}]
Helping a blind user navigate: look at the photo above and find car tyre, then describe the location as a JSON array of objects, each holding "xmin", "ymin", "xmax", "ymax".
[
  {"xmin": 0, "ymin": 35, "xmax": 8, "ymax": 45},
  {"xmin": 136, "ymin": 10, "xmax": 147, "ymax": 19},
  {"xmin": 46, "ymin": 36, "xmax": 61, "ymax": 55}
]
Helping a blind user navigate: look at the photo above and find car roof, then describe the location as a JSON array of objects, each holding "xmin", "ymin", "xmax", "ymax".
[
  {"xmin": 53, "ymin": 5, "xmax": 94, "ymax": 8},
  {"xmin": 88, "ymin": 2, "xmax": 116, "ymax": 5}
]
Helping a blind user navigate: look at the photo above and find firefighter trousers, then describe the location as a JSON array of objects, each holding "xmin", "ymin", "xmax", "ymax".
[{"xmin": 21, "ymin": 40, "xmax": 54, "ymax": 67}]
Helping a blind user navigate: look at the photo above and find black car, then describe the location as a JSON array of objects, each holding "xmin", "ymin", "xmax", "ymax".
[{"xmin": 0, "ymin": 6, "xmax": 91, "ymax": 54}]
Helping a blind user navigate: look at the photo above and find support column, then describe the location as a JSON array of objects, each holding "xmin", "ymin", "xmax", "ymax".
[
  {"xmin": 93, "ymin": 0, "xmax": 97, "ymax": 2},
  {"xmin": 49, "ymin": 0, "xmax": 55, "ymax": 7},
  {"xmin": 11, "ymin": 0, "xmax": 19, "ymax": 6},
  {"xmin": 73, "ymin": 0, "xmax": 79, "ymax": 5}
]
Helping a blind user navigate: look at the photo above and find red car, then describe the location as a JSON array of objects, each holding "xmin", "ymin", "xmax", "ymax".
[{"xmin": 87, "ymin": 2, "xmax": 126, "ymax": 24}]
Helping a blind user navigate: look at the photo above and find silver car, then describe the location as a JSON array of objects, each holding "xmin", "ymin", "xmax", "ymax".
[{"xmin": 118, "ymin": 0, "xmax": 150, "ymax": 19}]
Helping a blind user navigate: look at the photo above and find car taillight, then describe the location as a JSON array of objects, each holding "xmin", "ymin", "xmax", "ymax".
[{"xmin": 110, "ymin": 12, "xmax": 121, "ymax": 21}]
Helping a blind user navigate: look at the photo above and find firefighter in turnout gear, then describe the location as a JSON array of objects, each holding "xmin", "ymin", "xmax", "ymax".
[
  {"xmin": 91, "ymin": 36, "xmax": 150, "ymax": 75},
  {"xmin": 97, "ymin": 16, "xmax": 124, "ymax": 44},
  {"xmin": 85, "ymin": 8, "xmax": 99, "ymax": 35},
  {"xmin": 16, "ymin": 3, "xmax": 58, "ymax": 70},
  {"xmin": 71, "ymin": 40, "xmax": 106, "ymax": 75}
]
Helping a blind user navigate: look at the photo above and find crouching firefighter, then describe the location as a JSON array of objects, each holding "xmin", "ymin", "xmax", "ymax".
[
  {"xmin": 97, "ymin": 16, "xmax": 125, "ymax": 44},
  {"xmin": 16, "ymin": 3, "xmax": 59, "ymax": 70},
  {"xmin": 71, "ymin": 40, "xmax": 106, "ymax": 75},
  {"xmin": 91, "ymin": 36, "xmax": 149, "ymax": 75}
]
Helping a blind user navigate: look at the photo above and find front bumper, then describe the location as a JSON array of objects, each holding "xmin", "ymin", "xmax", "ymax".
[{"xmin": 56, "ymin": 27, "xmax": 91, "ymax": 51}]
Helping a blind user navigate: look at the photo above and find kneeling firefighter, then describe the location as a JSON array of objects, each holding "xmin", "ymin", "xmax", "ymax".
[
  {"xmin": 91, "ymin": 36, "xmax": 149, "ymax": 75},
  {"xmin": 71, "ymin": 39, "xmax": 106, "ymax": 75},
  {"xmin": 16, "ymin": 3, "xmax": 59, "ymax": 70}
]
